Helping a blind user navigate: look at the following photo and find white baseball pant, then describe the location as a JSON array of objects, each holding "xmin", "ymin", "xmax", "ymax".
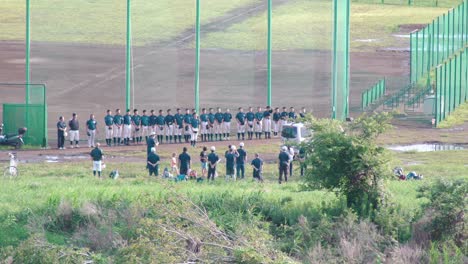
[
  {"xmin": 88, "ymin": 129, "xmax": 96, "ymax": 147},
  {"xmin": 123, "ymin": 125, "xmax": 132, "ymax": 138}
]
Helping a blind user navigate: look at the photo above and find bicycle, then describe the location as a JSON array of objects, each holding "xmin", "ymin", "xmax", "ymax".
[{"xmin": 3, "ymin": 152, "xmax": 19, "ymax": 179}]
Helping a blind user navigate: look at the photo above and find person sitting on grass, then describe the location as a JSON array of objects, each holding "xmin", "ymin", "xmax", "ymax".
[
  {"xmin": 90, "ymin": 143, "xmax": 103, "ymax": 178},
  {"xmin": 251, "ymin": 153, "xmax": 264, "ymax": 182},
  {"xmin": 147, "ymin": 147, "xmax": 160, "ymax": 177}
]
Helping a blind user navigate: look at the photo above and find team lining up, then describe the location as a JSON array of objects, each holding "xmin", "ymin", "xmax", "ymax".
[{"xmin": 58, "ymin": 106, "xmax": 308, "ymax": 149}]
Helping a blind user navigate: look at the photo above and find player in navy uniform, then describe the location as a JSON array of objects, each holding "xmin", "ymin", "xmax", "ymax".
[
  {"xmin": 280, "ymin": 107, "xmax": 288, "ymax": 133},
  {"xmin": 164, "ymin": 109, "xmax": 175, "ymax": 143},
  {"xmin": 149, "ymin": 110, "xmax": 157, "ymax": 137},
  {"xmin": 289, "ymin": 107, "xmax": 297, "ymax": 120},
  {"xmin": 208, "ymin": 108, "xmax": 215, "ymax": 142},
  {"xmin": 200, "ymin": 108, "xmax": 209, "ymax": 142},
  {"xmin": 214, "ymin": 108, "xmax": 224, "ymax": 141},
  {"xmin": 299, "ymin": 107, "xmax": 307, "ymax": 118},
  {"xmin": 223, "ymin": 108, "xmax": 232, "ymax": 140},
  {"xmin": 272, "ymin": 107, "xmax": 281, "ymax": 137},
  {"xmin": 190, "ymin": 113, "xmax": 200, "ymax": 147},
  {"xmin": 174, "ymin": 108, "xmax": 184, "ymax": 143},
  {"xmin": 245, "ymin": 107, "xmax": 255, "ymax": 140},
  {"xmin": 263, "ymin": 106, "xmax": 272, "ymax": 139},
  {"xmin": 104, "ymin": 110, "xmax": 113, "ymax": 147},
  {"xmin": 255, "ymin": 107, "xmax": 264, "ymax": 139},
  {"xmin": 236, "ymin": 107, "xmax": 246, "ymax": 140}
]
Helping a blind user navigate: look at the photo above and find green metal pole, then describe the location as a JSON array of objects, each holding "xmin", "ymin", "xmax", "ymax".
[
  {"xmin": 195, "ymin": 0, "xmax": 200, "ymax": 113},
  {"xmin": 344, "ymin": 0, "xmax": 350, "ymax": 118},
  {"xmin": 25, "ymin": 0, "xmax": 30, "ymax": 103},
  {"xmin": 126, "ymin": 0, "xmax": 131, "ymax": 110},
  {"xmin": 267, "ymin": 0, "xmax": 272, "ymax": 106},
  {"xmin": 331, "ymin": 0, "xmax": 338, "ymax": 119}
]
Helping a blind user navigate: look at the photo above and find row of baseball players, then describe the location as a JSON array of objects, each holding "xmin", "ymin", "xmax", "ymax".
[{"xmin": 56, "ymin": 106, "xmax": 307, "ymax": 149}]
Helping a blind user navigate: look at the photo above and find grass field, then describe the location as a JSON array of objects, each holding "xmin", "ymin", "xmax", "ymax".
[
  {"xmin": 0, "ymin": 145, "xmax": 466, "ymax": 248},
  {"xmin": 0, "ymin": 0, "xmax": 260, "ymax": 45},
  {"xmin": 200, "ymin": 0, "xmax": 458, "ymax": 51},
  {"xmin": 0, "ymin": 0, "xmax": 461, "ymax": 48}
]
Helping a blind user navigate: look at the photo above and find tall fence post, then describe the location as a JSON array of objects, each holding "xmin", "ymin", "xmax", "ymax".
[
  {"xmin": 125, "ymin": 0, "xmax": 131, "ymax": 110},
  {"xmin": 195, "ymin": 0, "xmax": 200, "ymax": 113},
  {"xmin": 267, "ymin": 0, "xmax": 272, "ymax": 107}
]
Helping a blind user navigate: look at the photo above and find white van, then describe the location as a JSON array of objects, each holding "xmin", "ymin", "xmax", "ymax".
[{"xmin": 281, "ymin": 122, "xmax": 312, "ymax": 144}]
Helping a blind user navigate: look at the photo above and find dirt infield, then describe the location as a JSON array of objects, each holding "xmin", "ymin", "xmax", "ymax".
[{"xmin": 0, "ymin": 40, "xmax": 409, "ymax": 141}]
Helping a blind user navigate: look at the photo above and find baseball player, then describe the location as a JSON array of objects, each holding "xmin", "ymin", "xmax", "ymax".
[
  {"xmin": 141, "ymin": 110, "xmax": 150, "ymax": 142},
  {"xmin": 190, "ymin": 113, "xmax": 200, "ymax": 147},
  {"xmin": 223, "ymin": 108, "xmax": 232, "ymax": 140},
  {"xmin": 149, "ymin": 110, "xmax": 157, "ymax": 136},
  {"xmin": 174, "ymin": 108, "xmax": 184, "ymax": 143},
  {"xmin": 214, "ymin": 108, "xmax": 224, "ymax": 141},
  {"xmin": 255, "ymin": 107, "xmax": 264, "ymax": 139},
  {"xmin": 263, "ymin": 106, "xmax": 272, "ymax": 139},
  {"xmin": 156, "ymin": 110, "xmax": 165, "ymax": 143},
  {"xmin": 104, "ymin": 109, "xmax": 113, "ymax": 147},
  {"xmin": 272, "ymin": 107, "xmax": 281, "ymax": 137},
  {"xmin": 299, "ymin": 107, "xmax": 307, "ymax": 118},
  {"xmin": 123, "ymin": 109, "xmax": 132, "ymax": 145},
  {"xmin": 86, "ymin": 114, "xmax": 97, "ymax": 148},
  {"xmin": 68, "ymin": 113, "xmax": 80, "ymax": 148},
  {"xmin": 165, "ymin": 109, "xmax": 175, "ymax": 143},
  {"xmin": 183, "ymin": 109, "xmax": 193, "ymax": 143},
  {"xmin": 208, "ymin": 108, "xmax": 215, "ymax": 142},
  {"xmin": 289, "ymin": 107, "xmax": 297, "ymax": 120},
  {"xmin": 235, "ymin": 107, "xmax": 246, "ymax": 141},
  {"xmin": 245, "ymin": 107, "xmax": 255, "ymax": 140},
  {"xmin": 113, "ymin": 109, "xmax": 123, "ymax": 146},
  {"xmin": 280, "ymin": 107, "xmax": 288, "ymax": 132},
  {"xmin": 200, "ymin": 108, "xmax": 208, "ymax": 142},
  {"xmin": 131, "ymin": 109, "xmax": 142, "ymax": 144}
]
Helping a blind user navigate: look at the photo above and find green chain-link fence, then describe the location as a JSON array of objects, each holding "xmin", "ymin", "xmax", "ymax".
[
  {"xmin": 1, "ymin": 84, "xmax": 47, "ymax": 146},
  {"xmin": 361, "ymin": 79, "xmax": 386, "ymax": 110},
  {"xmin": 411, "ymin": 0, "xmax": 467, "ymax": 83},
  {"xmin": 434, "ymin": 46, "xmax": 467, "ymax": 126}
]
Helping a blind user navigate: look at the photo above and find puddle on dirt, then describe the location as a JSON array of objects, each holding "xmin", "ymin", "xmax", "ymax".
[
  {"xmin": 387, "ymin": 144, "xmax": 466, "ymax": 152},
  {"xmin": 355, "ymin": 38, "xmax": 379, "ymax": 42}
]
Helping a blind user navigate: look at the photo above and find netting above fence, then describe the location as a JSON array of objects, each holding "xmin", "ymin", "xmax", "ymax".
[
  {"xmin": 411, "ymin": 0, "xmax": 468, "ymax": 83},
  {"xmin": 435, "ymin": 46, "xmax": 467, "ymax": 126}
]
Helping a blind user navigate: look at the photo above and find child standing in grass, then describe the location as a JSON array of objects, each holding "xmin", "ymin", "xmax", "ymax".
[
  {"xmin": 251, "ymin": 153, "xmax": 264, "ymax": 182},
  {"xmin": 171, "ymin": 153, "xmax": 179, "ymax": 175}
]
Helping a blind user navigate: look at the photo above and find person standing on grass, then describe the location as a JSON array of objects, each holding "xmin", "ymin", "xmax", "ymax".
[
  {"xmin": 200, "ymin": 146, "xmax": 208, "ymax": 178},
  {"xmin": 141, "ymin": 110, "xmax": 150, "ymax": 142},
  {"xmin": 147, "ymin": 147, "xmax": 160, "ymax": 176},
  {"xmin": 178, "ymin": 147, "xmax": 191, "ymax": 176},
  {"xmin": 57, "ymin": 116, "xmax": 67, "ymax": 150},
  {"xmin": 68, "ymin": 113, "xmax": 80, "ymax": 148},
  {"xmin": 86, "ymin": 114, "xmax": 97, "ymax": 148},
  {"xmin": 146, "ymin": 132, "xmax": 158, "ymax": 156},
  {"xmin": 123, "ymin": 109, "xmax": 132, "ymax": 146},
  {"xmin": 207, "ymin": 146, "xmax": 220, "ymax": 181},
  {"xmin": 278, "ymin": 146, "xmax": 290, "ymax": 184},
  {"xmin": 104, "ymin": 110, "xmax": 113, "ymax": 147},
  {"xmin": 299, "ymin": 146, "xmax": 307, "ymax": 176},
  {"xmin": 288, "ymin": 145, "xmax": 295, "ymax": 177},
  {"xmin": 90, "ymin": 143, "xmax": 103, "ymax": 178},
  {"xmin": 225, "ymin": 145, "xmax": 238, "ymax": 181},
  {"xmin": 251, "ymin": 153, "xmax": 264, "ymax": 182},
  {"xmin": 236, "ymin": 142, "xmax": 247, "ymax": 179},
  {"xmin": 113, "ymin": 109, "xmax": 123, "ymax": 146}
]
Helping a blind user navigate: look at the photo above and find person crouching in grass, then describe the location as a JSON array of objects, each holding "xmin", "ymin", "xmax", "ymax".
[
  {"xmin": 90, "ymin": 143, "xmax": 103, "ymax": 178},
  {"xmin": 147, "ymin": 147, "xmax": 160, "ymax": 176}
]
